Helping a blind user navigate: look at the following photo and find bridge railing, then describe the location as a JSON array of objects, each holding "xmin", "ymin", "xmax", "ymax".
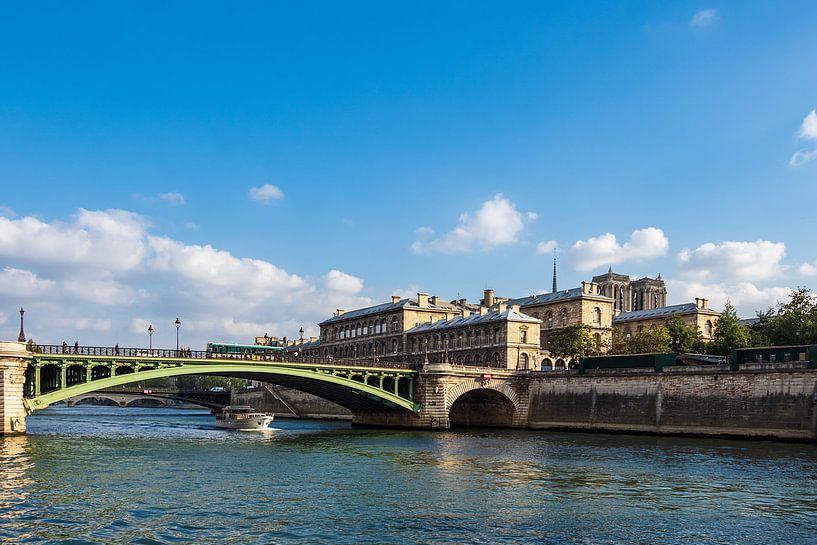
[{"xmin": 31, "ymin": 344, "xmax": 419, "ymax": 371}]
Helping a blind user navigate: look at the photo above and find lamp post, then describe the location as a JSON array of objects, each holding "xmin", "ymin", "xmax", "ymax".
[
  {"xmin": 18, "ymin": 307, "xmax": 26, "ymax": 342},
  {"xmin": 148, "ymin": 324, "xmax": 154, "ymax": 350},
  {"xmin": 299, "ymin": 326, "xmax": 304, "ymax": 345},
  {"xmin": 175, "ymin": 318, "xmax": 181, "ymax": 353}
]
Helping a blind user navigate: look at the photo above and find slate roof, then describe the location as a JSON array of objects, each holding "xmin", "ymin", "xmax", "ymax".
[
  {"xmin": 406, "ymin": 308, "xmax": 541, "ymax": 334},
  {"xmin": 318, "ymin": 297, "xmax": 461, "ymax": 326},
  {"xmin": 613, "ymin": 302, "xmax": 718, "ymax": 323},
  {"xmin": 508, "ymin": 287, "xmax": 611, "ymax": 307}
]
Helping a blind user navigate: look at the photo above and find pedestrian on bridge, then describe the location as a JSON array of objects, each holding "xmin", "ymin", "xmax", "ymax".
[
  {"xmin": 62, "ymin": 342, "xmax": 68, "ymax": 354},
  {"xmin": 73, "ymin": 341, "xmax": 79, "ymax": 354}
]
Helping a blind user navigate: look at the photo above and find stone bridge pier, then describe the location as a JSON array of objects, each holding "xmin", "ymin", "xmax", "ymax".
[
  {"xmin": 0, "ymin": 342, "xmax": 31, "ymax": 435},
  {"xmin": 353, "ymin": 362, "xmax": 531, "ymax": 430}
]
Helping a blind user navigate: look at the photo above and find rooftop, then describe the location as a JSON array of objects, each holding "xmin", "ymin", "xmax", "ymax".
[
  {"xmin": 508, "ymin": 287, "xmax": 611, "ymax": 307},
  {"xmin": 318, "ymin": 297, "xmax": 461, "ymax": 325},
  {"xmin": 406, "ymin": 308, "xmax": 541, "ymax": 334},
  {"xmin": 613, "ymin": 302, "xmax": 718, "ymax": 323}
]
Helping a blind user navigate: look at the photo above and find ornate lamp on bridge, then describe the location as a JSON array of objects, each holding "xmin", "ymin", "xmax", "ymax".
[
  {"xmin": 299, "ymin": 326, "xmax": 304, "ymax": 351},
  {"xmin": 18, "ymin": 307, "xmax": 26, "ymax": 343},
  {"xmin": 174, "ymin": 318, "xmax": 181, "ymax": 353},
  {"xmin": 148, "ymin": 324, "xmax": 154, "ymax": 350}
]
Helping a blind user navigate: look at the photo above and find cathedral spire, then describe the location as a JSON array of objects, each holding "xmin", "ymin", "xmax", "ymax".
[{"xmin": 552, "ymin": 250, "xmax": 558, "ymax": 293}]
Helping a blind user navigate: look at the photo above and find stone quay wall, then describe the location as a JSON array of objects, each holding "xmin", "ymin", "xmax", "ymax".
[
  {"xmin": 232, "ymin": 385, "xmax": 352, "ymax": 420},
  {"xmin": 526, "ymin": 368, "xmax": 817, "ymax": 441}
]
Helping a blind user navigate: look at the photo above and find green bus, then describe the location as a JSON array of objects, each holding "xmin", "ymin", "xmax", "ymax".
[{"xmin": 206, "ymin": 342, "xmax": 285, "ymax": 359}]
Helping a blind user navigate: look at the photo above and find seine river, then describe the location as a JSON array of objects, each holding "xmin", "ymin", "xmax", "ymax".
[{"xmin": 2, "ymin": 407, "xmax": 816, "ymax": 544}]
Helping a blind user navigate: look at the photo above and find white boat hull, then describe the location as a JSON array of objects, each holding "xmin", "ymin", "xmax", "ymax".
[{"xmin": 215, "ymin": 415, "xmax": 274, "ymax": 430}]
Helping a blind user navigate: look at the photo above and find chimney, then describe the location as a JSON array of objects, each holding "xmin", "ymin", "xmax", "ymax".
[
  {"xmin": 479, "ymin": 306, "xmax": 488, "ymax": 316},
  {"xmin": 582, "ymin": 281, "xmax": 588, "ymax": 294},
  {"xmin": 417, "ymin": 292, "xmax": 429, "ymax": 307},
  {"xmin": 336, "ymin": 309, "xmax": 345, "ymax": 316},
  {"xmin": 702, "ymin": 298, "xmax": 709, "ymax": 309},
  {"xmin": 461, "ymin": 309, "xmax": 471, "ymax": 318},
  {"xmin": 511, "ymin": 304, "xmax": 521, "ymax": 313},
  {"xmin": 496, "ymin": 301, "xmax": 506, "ymax": 313},
  {"xmin": 484, "ymin": 289, "xmax": 495, "ymax": 307},
  {"xmin": 695, "ymin": 298, "xmax": 701, "ymax": 308},
  {"xmin": 391, "ymin": 295, "xmax": 401, "ymax": 304},
  {"xmin": 429, "ymin": 295, "xmax": 438, "ymax": 306}
]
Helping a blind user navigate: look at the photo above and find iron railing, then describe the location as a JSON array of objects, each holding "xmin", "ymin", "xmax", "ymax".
[{"xmin": 31, "ymin": 344, "xmax": 419, "ymax": 370}]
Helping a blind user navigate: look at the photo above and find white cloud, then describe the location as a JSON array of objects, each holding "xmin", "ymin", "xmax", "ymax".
[
  {"xmin": 691, "ymin": 9, "xmax": 719, "ymax": 27},
  {"xmin": 0, "ymin": 267, "xmax": 55, "ymax": 297},
  {"xmin": 390, "ymin": 284, "xmax": 422, "ymax": 300},
  {"xmin": 0, "ymin": 209, "xmax": 148, "ymax": 272},
  {"xmin": 570, "ymin": 227, "xmax": 669, "ymax": 271},
  {"xmin": 324, "ymin": 270, "xmax": 364, "ymax": 294},
  {"xmin": 158, "ymin": 192, "xmax": 185, "ymax": 205},
  {"xmin": 536, "ymin": 240, "xmax": 558, "ymax": 255},
  {"xmin": 415, "ymin": 226, "xmax": 435, "ymax": 236},
  {"xmin": 249, "ymin": 184, "xmax": 284, "ymax": 203},
  {"xmin": 0, "ymin": 208, "xmax": 371, "ymax": 348},
  {"xmin": 668, "ymin": 279, "xmax": 791, "ymax": 317},
  {"xmin": 790, "ymin": 110, "xmax": 817, "ymax": 166},
  {"xmin": 798, "ymin": 260, "xmax": 817, "ymax": 277},
  {"xmin": 677, "ymin": 240, "xmax": 786, "ymax": 282},
  {"xmin": 411, "ymin": 194, "xmax": 534, "ymax": 254}
]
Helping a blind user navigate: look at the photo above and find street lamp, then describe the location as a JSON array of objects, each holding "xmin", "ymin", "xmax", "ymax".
[
  {"xmin": 148, "ymin": 324, "xmax": 154, "ymax": 350},
  {"xmin": 18, "ymin": 307, "xmax": 26, "ymax": 342},
  {"xmin": 175, "ymin": 318, "xmax": 181, "ymax": 353}
]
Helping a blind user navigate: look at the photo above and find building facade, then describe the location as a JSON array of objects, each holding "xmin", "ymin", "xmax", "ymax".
[
  {"xmin": 613, "ymin": 298, "xmax": 720, "ymax": 341},
  {"xmin": 592, "ymin": 269, "xmax": 668, "ymax": 313}
]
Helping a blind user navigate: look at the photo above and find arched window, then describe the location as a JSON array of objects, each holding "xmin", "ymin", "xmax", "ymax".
[
  {"xmin": 705, "ymin": 320, "xmax": 713, "ymax": 337},
  {"xmin": 391, "ymin": 316, "xmax": 399, "ymax": 333},
  {"xmin": 594, "ymin": 333, "xmax": 601, "ymax": 350},
  {"xmin": 465, "ymin": 355, "xmax": 471, "ymax": 364},
  {"xmin": 457, "ymin": 334, "xmax": 463, "ymax": 348},
  {"xmin": 381, "ymin": 319, "xmax": 387, "ymax": 333},
  {"xmin": 411, "ymin": 338, "xmax": 417, "ymax": 353},
  {"xmin": 593, "ymin": 307, "xmax": 601, "ymax": 325},
  {"xmin": 546, "ymin": 311, "xmax": 553, "ymax": 329},
  {"xmin": 542, "ymin": 357, "xmax": 553, "ymax": 370},
  {"xmin": 520, "ymin": 328, "xmax": 528, "ymax": 344},
  {"xmin": 560, "ymin": 308, "xmax": 568, "ymax": 327},
  {"xmin": 519, "ymin": 353, "xmax": 529, "ymax": 370},
  {"xmin": 625, "ymin": 327, "xmax": 632, "ymax": 338},
  {"xmin": 392, "ymin": 340, "xmax": 397, "ymax": 353}
]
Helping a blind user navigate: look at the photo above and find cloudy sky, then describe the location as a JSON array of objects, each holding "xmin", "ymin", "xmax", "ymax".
[{"xmin": 1, "ymin": 2, "xmax": 816, "ymax": 348}]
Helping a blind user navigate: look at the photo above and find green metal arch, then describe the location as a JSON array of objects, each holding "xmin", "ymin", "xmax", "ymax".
[{"xmin": 25, "ymin": 363, "xmax": 419, "ymax": 414}]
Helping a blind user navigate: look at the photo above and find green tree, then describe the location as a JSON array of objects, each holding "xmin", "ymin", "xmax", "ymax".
[
  {"xmin": 709, "ymin": 301, "xmax": 751, "ymax": 355},
  {"xmin": 751, "ymin": 287, "xmax": 817, "ymax": 346},
  {"xmin": 627, "ymin": 327, "xmax": 672, "ymax": 354},
  {"xmin": 547, "ymin": 323, "xmax": 597, "ymax": 364},
  {"xmin": 666, "ymin": 316, "xmax": 705, "ymax": 353}
]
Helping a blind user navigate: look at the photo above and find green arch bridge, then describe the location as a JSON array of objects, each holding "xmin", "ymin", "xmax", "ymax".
[{"xmin": 23, "ymin": 345, "xmax": 419, "ymax": 415}]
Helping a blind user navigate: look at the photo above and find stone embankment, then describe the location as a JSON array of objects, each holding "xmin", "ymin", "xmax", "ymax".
[
  {"xmin": 232, "ymin": 384, "xmax": 352, "ymax": 420},
  {"xmin": 526, "ymin": 367, "xmax": 817, "ymax": 441}
]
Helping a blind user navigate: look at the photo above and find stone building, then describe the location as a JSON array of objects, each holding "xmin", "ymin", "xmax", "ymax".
[
  {"xmin": 317, "ymin": 293, "xmax": 467, "ymax": 361},
  {"xmin": 592, "ymin": 268, "xmax": 667, "ymax": 313},
  {"xmin": 508, "ymin": 282, "xmax": 615, "ymax": 366},
  {"xmin": 613, "ymin": 298, "xmax": 720, "ymax": 341},
  {"xmin": 404, "ymin": 304, "xmax": 541, "ymax": 369}
]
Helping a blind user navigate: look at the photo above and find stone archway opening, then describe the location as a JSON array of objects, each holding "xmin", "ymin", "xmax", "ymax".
[{"xmin": 449, "ymin": 388, "xmax": 515, "ymax": 428}]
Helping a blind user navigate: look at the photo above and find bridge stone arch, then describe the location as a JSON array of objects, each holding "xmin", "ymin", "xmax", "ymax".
[
  {"xmin": 444, "ymin": 378, "xmax": 524, "ymax": 427},
  {"xmin": 444, "ymin": 379, "xmax": 520, "ymax": 413}
]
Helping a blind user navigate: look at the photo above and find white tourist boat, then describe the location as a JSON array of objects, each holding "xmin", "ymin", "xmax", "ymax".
[{"xmin": 214, "ymin": 405, "xmax": 274, "ymax": 430}]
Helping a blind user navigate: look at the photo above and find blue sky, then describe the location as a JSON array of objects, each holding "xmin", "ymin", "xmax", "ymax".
[{"xmin": 1, "ymin": 2, "xmax": 816, "ymax": 348}]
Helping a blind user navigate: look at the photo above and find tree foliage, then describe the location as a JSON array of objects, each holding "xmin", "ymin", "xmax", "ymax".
[
  {"xmin": 709, "ymin": 301, "xmax": 751, "ymax": 355},
  {"xmin": 750, "ymin": 287, "xmax": 817, "ymax": 346},
  {"xmin": 612, "ymin": 326, "xmax": 671, "ymax": 354},
  {"xmin": 666, "ymin": 316, "xmax": 705, "ymax": 353},
  {"xmin": 548, "ymin": 323, "xmax": 598, "ymax": 362}
]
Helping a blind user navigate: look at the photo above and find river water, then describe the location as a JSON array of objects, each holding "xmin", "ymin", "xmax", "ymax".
[{"xmin": 1, "ymin": 407, "xmax": 816, "ymax": 544}]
